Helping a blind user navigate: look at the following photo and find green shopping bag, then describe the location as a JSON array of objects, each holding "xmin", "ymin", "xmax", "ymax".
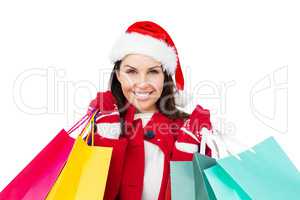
[
  {"xmin": 170, "ymin": 154, "xmax": 217, "ymax": 200},
  {"xmin": 193, "ymin": 154, "xmax": 217, "ymax": 200},
  {"xmin": 204, "ymin": 137, "xmax": 300, "ymax": 200},
  {"xmin": 170, "ymin": 161, "xmax": 196, "ymax": 200},
  {"xmin": 204, "ymin": 165, "xmax": 252, "ymax": 199},
  {"xmin": 170, "ymin": 130, "xmax": 220, "ymax": 200}
]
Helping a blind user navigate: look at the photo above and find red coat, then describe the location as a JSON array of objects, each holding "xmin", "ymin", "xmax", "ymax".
[{"xmin": 93, "ymin": 104, "xmax": 211, "ymax": 200}]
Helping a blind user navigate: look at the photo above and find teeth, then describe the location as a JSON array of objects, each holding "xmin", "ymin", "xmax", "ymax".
[
  {"xmin": 134, "ymin": 92, "xmax": 150, "ymax": 97},
  {"xmin": 133, "ymin": 91, "xmax": 152, "ymax": 100}
]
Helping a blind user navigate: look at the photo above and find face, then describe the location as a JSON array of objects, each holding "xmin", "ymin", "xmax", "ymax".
[{"xmin": 116, "ymin": 54, "xmax": 165, "ymax": 113}]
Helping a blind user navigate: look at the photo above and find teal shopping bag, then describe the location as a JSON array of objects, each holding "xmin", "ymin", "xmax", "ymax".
[
  {"xmin": 192, "ymin": 154, "xmax": 217, "ymax": 200},
  {"xmin": 170, "ymin": 155, "xmax": 217, "ymax": 200},
  {"xmin": 205, "ymin": 137, "xmax": 300, "ymax": 200},
  {"xmin": 204, "ymin": 165, "xmax": 252, "ymax": 200},
  {"xmin": 170, "ymin": 161, "xmax": 195, "ymax": 200}
]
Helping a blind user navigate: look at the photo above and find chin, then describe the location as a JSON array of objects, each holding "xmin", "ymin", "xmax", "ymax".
[
  {"xmin": 128, "ymin": 98, "xmax": 156, "ymax": 112},
  {"xmin": 133, "ymin": 101, "xmax": 155, "ymax": 112}
]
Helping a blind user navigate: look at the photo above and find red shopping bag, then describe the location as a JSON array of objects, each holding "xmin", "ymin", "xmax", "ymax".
[{"xmin": 0, "ymin": 113, "xmax": 91, "ymax": 200}]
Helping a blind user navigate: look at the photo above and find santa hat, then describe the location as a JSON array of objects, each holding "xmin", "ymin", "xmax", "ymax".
[{"xmin": 109, "ymin": 21, "xmax": 189, "ymax": 107}]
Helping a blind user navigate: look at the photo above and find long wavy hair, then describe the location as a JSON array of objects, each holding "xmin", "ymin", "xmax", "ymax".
[{"xmin": 108, "ymin": 60, "xmax": 190, "ymax": 123}]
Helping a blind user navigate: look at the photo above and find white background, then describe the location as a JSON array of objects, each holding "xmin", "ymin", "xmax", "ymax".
[{"xmin": 0, "ymin": 0, "xmax": 299, "ymax": 191}]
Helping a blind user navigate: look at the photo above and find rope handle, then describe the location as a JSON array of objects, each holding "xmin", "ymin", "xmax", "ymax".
[
  {"xmin": 200, "ymin": 128, "xmax": 256, "ymax": 160},
  {"xmin": 67, "ymin": 108, "xmax": 97, "ymax": 134},
  {"xmin": 79, "ymin": 109, "xmax": 98, "ymax": 145},
  {"xmin": 67, "ymin": 113, "xmax": 89, "ymax": 134},
  {"xmin": 84, "ymin": 115, "xmax": 95, "ymax": 146},
  {"xmin": 199, "ymin": 128, "xmax": 220, "ymax": 158}
]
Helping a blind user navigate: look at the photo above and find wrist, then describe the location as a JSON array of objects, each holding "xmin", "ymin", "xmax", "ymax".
[
  {"xmin": 96, "ymin": 122, "xmax": 121, "ymax": 139},
  {"xmin": 94, "ymin": 111, "xmax": 121, "ymax": 140},
  {"xmin": 95, "ymin": 111, "xmax": 120, "ymax": 123}
]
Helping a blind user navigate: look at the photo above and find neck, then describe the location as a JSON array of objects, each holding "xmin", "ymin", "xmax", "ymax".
[{"xmin": 135, "ymin": 107, "xmax": 158, "ymax": 114}]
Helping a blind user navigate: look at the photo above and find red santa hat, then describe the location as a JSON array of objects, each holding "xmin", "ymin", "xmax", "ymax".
[{"xmin": 109, "ymin": 21, "xmax": 188, "ymax": 107}]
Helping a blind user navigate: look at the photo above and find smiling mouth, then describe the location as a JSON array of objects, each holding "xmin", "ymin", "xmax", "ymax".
[{"xmin": 133, "ymin": 91, "xmax": 154, "ymax": 101}]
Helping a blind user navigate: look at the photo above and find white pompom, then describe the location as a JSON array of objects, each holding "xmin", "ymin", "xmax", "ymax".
[{"xmin": 174, "ymin": 89, "xmax": 191, "ymax": 108}]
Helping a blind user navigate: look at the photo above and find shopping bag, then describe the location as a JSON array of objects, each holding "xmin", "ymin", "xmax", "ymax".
[
  {"xmin": 204, "ymin": 137, "xmax": 300, "ymax": 200},
  {"xmin": 169, "ymin": 156, "xmax": 217, "ymax": 200},
  {"xmin": 192, "ymin": 154, "xmax": 217, "ymax": 200},
  {"xmin": 0, "ymin": 113, "xmax": 90, "ymax": 200},
  {"xmin": 170, "ymin": 161, "xmax": 196, "ymax": 200},
  {"xmin": 169, "ymin": 130, "xmax": 219, "ymax": 200},
  {"xmin": 204, "ymin": 165, "xmax": 251, "ymax": 200},
  {"xmin": 46, "ymin": 110, "xmax": 113, "ymax": 200},
  {"xmin": 199, "ymin": 131, "xmax": 251, "ymax": 200}
]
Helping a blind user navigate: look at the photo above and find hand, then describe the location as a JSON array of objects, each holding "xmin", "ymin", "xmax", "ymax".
[
  {"xmin": 87, "ymin": 90, "xmax": 119, "ymax": 115},
  {"xmin": 87, "ymin": 91, "xmax": 121, "ymax": 139},
  {"xmin": 181, "ymin": 104, "xmax": 212, "ymax": 142},
  {"xmin": 174, "ymin": 105, "xmax": 212, "ymax": 156}
]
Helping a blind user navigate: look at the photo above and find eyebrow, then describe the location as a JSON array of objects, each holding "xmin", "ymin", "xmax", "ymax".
[{"xmin": 124, "ymin": 65, "xmax": 162, "ymax": 70}]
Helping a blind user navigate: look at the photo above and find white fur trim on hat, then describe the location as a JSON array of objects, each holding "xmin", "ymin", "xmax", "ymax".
[
  {"xmin": 109, "ymin": 32, "xmax": 178, "ymax": 75},
  {"xmin": 174, "ymin": 89, "xmax": 191, "ymax": 108}
]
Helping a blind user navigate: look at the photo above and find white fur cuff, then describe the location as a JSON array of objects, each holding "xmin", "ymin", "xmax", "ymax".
[
  {"xmin": 96, "ymin": 122, "xmax": 121, "ymax": 139},
  {"xmin": 175, "ymin": 141, "xmax": 199, "ymax": 153}
]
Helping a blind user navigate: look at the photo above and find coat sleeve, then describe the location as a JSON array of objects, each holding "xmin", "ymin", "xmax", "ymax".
[
  {"xmin": 171, "ymin": 106, "xmax": 213, "ymax": 161},
  {"xmin": 171, "ymin": 131, "xmax": 212, "ymax": 161}
]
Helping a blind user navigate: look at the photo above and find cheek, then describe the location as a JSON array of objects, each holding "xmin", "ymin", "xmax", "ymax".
[
  {"xmin": 118, "ymin": 75, "xmax": 134, "ymax": 99},
  {"xmin": 119, "ymin": 78, "xmax": 131, "ymax": 90},
  {"xmin": 151, "ymin": 75, "xmax": 164, "ymax": 94}
]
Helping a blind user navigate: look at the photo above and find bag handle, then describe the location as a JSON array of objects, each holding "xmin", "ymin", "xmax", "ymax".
[
  {"xmin": 67, "ymin": 113, "xmax": 89, "ymax": 134},
  {"xmin": 200, "ymin": 128, "xmax": 256, "ymax": 160},
  {"xmin": 79, "ymin": 109, "xmax": 98, "ymax": 145},
  {"xmin": 83, "ymin": 113, "xmax": 96, "ymax": 146},
  {"xmin": 199, "ymin": 128, "xmax": 220, "ymax": 158},
  {"xmin": 67, "ymin": 108, "xmax": 98, "ymax": 134}
]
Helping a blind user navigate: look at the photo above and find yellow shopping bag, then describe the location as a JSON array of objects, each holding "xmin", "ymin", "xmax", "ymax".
[{"xmin": 46, "ymin": 110, "xmax": 112, "ymax": 200}]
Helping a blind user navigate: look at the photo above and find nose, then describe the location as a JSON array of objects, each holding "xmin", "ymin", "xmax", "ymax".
[
  {"xmin": 136, "ymin": 73, "xmax": 148, "ymax": 84},
  {"xmin": 136, "ymin": 81, "xmax": 150, "ymax": 89},
  {"xmin": 135, "ymin": 74, "xmax": 152, "ymax": 88}
]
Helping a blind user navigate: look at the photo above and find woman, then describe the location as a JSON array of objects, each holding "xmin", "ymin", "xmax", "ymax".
[{"xmin": 87, "ymin": 21, "xmax": 213, "ymax": 200}]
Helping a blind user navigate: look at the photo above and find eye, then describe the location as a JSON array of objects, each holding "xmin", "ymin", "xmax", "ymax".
[
  {"xmin": 125, "ymin": 69, "xmax": 137, "ymax": 74},
  {"xmin": 149, "ymin": 70, "xmax": 159, "ymax": 74}
]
